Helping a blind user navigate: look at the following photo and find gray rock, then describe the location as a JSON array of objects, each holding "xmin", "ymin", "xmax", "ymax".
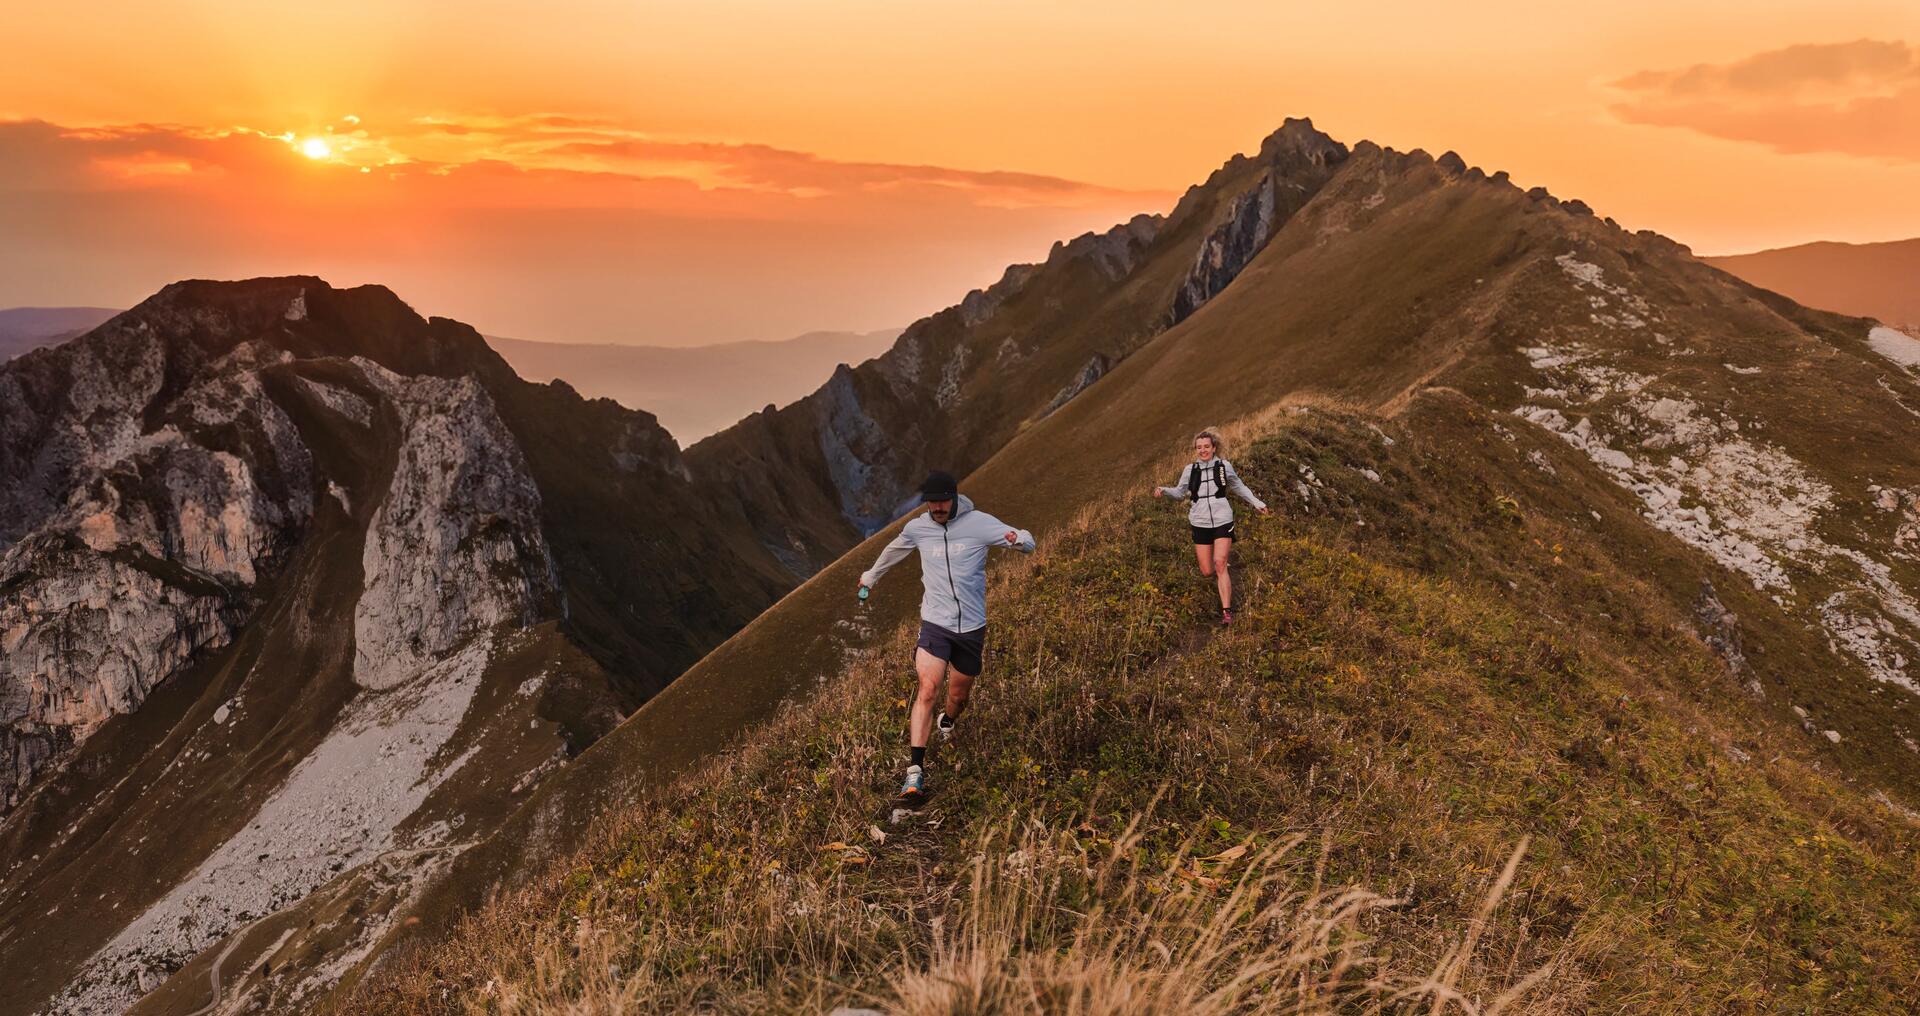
[{"xmin": 352, "ymin": 362, "xmax": 558, "ymax": 691}]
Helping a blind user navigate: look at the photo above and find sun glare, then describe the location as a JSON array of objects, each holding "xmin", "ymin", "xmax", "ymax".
[{"xmin": 299, "ymin": 137, "xmax": 332, "ymax": 160}]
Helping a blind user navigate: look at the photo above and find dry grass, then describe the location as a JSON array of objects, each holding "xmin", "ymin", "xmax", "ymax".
[
  {"xmin": 881, "ymin": 823, "xmax": 1562, "ymax": 1016},
  {"xmin": 468, "ymin": 815, "xmax": 1564, "ymax": 1016}
]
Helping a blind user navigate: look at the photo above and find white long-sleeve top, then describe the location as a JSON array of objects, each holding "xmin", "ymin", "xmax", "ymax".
[
  {"xmin": 858, "ymin": 495, "xmax": 1035, "ymax": 633},
  {"xmin": 1158, "ymin": 457, "xmax": 1265, "ymax": 527}
]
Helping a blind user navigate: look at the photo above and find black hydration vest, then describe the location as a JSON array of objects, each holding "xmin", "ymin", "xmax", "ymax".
[{"xmin": 1188, "ymin": 460, "xmax": 1228, "ymax": 500}]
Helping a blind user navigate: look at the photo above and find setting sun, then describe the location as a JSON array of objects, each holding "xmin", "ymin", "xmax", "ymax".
[{"xmin": 299, "ymin": 137, "xmax": 331, "ymax": 160}]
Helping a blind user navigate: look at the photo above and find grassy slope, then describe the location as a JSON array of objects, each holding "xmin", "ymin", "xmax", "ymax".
[{"xmin": 346, "ymin": 406, "xmax": 1920, "ymax": 1014}]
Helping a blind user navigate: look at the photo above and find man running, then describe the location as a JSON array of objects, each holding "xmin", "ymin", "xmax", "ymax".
[{"xmin": 858, "ymin": 469, "xmax": 1035, "ymax": 799}]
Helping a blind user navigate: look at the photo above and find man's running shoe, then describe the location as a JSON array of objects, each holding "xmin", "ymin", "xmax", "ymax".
[
  {"xmin": 900, "ymin": 764, "xmax": 926, "ymax": 798},
  {"xmin": 936, "ymin": 712, "xmax": 957, "ymax": 741},
  {"xmin": 1220, "ymin": 607, "xmax": 1234, "ymax": 627}
]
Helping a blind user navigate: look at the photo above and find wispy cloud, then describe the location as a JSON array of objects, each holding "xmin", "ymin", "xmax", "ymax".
[
  {"xmin": 0, "ymin": 115, "xmax": 1168, "ymax": 346},
  {"xmin": 1609, "ymin": 39, "xmax": 1920, "ymax": 161},
  {"xmin": 6, "ymin": 114, "xmax": 1159, "ymax": 210}
]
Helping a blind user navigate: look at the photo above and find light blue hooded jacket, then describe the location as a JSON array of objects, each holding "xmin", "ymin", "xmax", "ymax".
[{"xmin": 859, "ymin": 495, "xmax": 1035, "ymax": 634}]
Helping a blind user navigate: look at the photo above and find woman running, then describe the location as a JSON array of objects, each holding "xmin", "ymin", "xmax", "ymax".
[{"xmin": 1152, "ymin": 428, "xmax": 1269, "ymax": 625}]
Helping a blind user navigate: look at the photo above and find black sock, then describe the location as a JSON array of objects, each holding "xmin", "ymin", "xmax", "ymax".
[{"xmin": 910, "ymin": 746, "xmax": 926, "ymax": 768}]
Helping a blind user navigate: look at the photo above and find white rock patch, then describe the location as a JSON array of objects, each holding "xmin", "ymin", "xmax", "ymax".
[
  {"xmin": 49, "ymin": 636, "xmax": 496, "ymax": 1015},
  {"xmin": 1868, "ymin": 326, "xmax": 1920, "ymax": 370},
  {"xmin": 1515, "ymin": 344, "xmax": 1825, "ymax": 592},
  {"xmin": 1515, "ymin": 286, "xmax": 1920, "ymax": 697},
  {"xmin": 934, "ymin": 346, "xmax": 969, "ymax": 409},
  {"xmin": 295, "ymin": 375, "xmax": 373, "ymax": 428}
]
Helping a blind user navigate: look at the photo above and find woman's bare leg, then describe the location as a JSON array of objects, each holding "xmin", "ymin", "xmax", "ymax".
[{"xmin": 1212, "ymin": 537, "xmax": 1233, "ymax": 609}]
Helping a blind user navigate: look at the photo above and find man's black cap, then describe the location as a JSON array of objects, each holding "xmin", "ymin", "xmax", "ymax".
[{"xmin": 920, "ymin": 470, "xmax": 958, "ymax": 502}]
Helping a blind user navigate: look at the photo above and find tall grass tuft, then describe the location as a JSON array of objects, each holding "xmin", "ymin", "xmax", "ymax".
[{"xmin": 882, "ymin": 819, "xmax": 1561, "ymax": 1016}]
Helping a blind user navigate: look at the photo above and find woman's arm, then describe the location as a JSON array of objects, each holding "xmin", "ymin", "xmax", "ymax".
[
  {"xmin": 1152, "ymin": 462, "xmax": 1193, "ymax": 499},
  {"xmin": 1223, "ymin": 461, "xmax": 1268, "ymax": 512}
]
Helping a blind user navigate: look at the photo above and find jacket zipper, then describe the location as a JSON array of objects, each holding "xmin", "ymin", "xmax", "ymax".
[{"xmin": 943, "ymin": 523, "xmax": 963, "ymax": 630}]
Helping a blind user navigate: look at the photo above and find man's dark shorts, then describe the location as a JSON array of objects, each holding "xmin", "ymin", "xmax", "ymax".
[
  {"xmin": 1191, "ymin": 519, "xmax": 1235, "ymax": 544},
  {"xmin": 916, "ymin": 620, "xmax": 986, "ymax": 677}
]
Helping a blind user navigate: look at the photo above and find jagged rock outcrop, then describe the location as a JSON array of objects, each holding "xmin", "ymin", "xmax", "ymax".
[
  {"xmin": 0, "ymin": 308, "xmax": 321, "ymax": 809},
  {"xmin": 1042, "ymin": 353, "xmax": 1112, "ymax": 419},
  {"xmin": 1694, "ymin": 578, "xmax": 1761, "ymax": 698},
  {"xmin": 958, "ymin": 264, "xmax": 1043, "ymax": 328},
  {"xmin": 1047, "ymin": 213, "xmax": 1163, "ymax": 283},
  {"xmin": 1170, "ymin": 118, "xmax": 1350, "ymax": 325},
  {"xmin": 353, "ymin": 365, "xmax": 558, "ymax": 691}
]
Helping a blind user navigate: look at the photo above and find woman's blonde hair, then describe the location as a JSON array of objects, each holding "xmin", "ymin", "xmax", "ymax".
[{"xmin": 1192, "ymin": 428, "xmax": 1225, "ymax": 457}]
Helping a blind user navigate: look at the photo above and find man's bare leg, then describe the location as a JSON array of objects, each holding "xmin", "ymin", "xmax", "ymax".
[
  {"xmin": 944, "ymin": 669, "xmax": 975, "ymax": 720},
  {"xmin": 909, "ymin": 647, "xmax": 949, "ymax": 750}
]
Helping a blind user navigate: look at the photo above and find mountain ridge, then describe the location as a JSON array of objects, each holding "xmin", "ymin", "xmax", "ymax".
[
  {"xmin": 482, "ymin": 327, "xmax": 902, "ymax": 442},
  {"xmin": 0, "ymin": 306, "xmax": 119, "ymax": 362}
]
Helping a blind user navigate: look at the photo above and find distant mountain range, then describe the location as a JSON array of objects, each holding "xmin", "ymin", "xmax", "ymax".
[
  {"xmin": 0, "ymin": 306, "xmax": 118, "ymax": 361},
  {"xmin": 488, "ymin": 329, "xmax": 899, "ymax": 441},
  {"xmin": 1706, "ymin": 238, "xmax": 1920, "ymax": 332},
  {"xmin": 0, "ymin": 309, "xmax": 897, "ymax": 443}
]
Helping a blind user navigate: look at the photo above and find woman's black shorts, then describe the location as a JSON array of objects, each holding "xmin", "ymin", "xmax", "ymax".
[{"xmin": 1191, "ymin": 520, "xmax": 1235, "ymax": 545}]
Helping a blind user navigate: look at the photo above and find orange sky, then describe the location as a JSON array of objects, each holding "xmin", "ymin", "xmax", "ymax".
[{"xmin": 5, "ymin": 1, "xmax": 1918, "ymax": 345}]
